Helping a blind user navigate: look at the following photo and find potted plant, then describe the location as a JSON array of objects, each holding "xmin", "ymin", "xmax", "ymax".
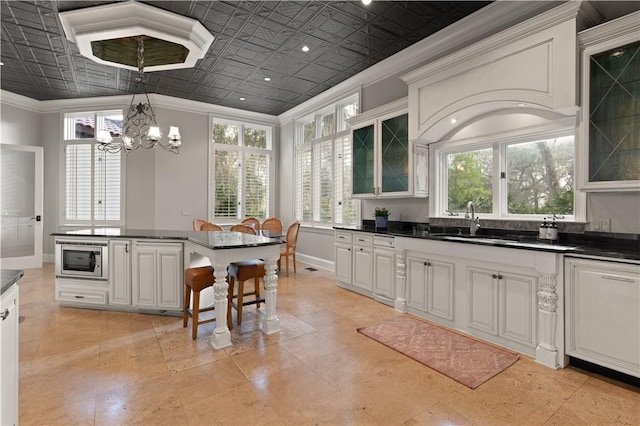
[{"xmin": 374, "ymin": 207, "xmax": 390, "ymax": 229}]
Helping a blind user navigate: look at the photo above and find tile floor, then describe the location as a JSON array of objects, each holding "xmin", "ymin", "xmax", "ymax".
[{"xmin": 17, "ymin": 262, "xmax": 640, "ymax": 425}]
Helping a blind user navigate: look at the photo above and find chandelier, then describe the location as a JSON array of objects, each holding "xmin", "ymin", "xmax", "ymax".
[{"xmin": 97, "ymin": 36, "xmax": 181, "ymax": 154}]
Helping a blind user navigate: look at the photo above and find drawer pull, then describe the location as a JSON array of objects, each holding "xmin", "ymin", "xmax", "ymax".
[
  {"xmin": 1, "ymin": 309, "xmax": 9, "ymax": 321},
  {"xmin": 601, "ymin": 275, "xmax": 635, "ymax": 283},
  {"xmin": 74, "ymin": 295, "xmax": 85, "ymax": 299}
]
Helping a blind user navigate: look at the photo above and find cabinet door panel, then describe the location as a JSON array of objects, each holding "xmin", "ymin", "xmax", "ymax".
[
  {"xmin": 1, "ymin": 286, "xmax": 18, "ymax": 426},
  {"xmin": 109, "ymin": 240, "xmax": 131, "ymax": 306},
  {"xmin": 352, "ymin": 124, "xmax": 375, "ymax": 195},
  {"xmin": 335, "ymin": 243, "xmax": 352, "ymax": 284},
  {"xmin": 467, "ymin": 268, "xmax": 497, "ymax": 334},
  {"xmin": 380, "ymin": 114, "xmax": 409, "ymax": 193},
  {"xmin": 134, "ymin": 249, "xmax": 156, "ymax": 307},
  {"xmin": 407, "ymin": 256, "xmax": 428, "ymax": 310},
  {"xmin": 499, "ymin": 272, "xmax": 536, "ymax": 346},
  {"xmin": 569, "ymin": 263, "xmax": 639, "ymax": 375},
  {"xmin": 352, "ymin": 246, "xmax": 373, "ymax": 291},
  {"xmin": 428, "ymin": 260, "xmax": 455, "ymax": 321},
  {"xmin": 373, "ymin": 248, "xmax": 395, "ymax": 299},
  {"xmin": 157, "ymin": 248, "xmax": 182, "ymax": 309}
]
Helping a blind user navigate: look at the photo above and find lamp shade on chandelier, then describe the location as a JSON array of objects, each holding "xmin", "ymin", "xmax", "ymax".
[{"xmin": 96, "ymin": 36, "xmax": 181, "ymax": 154}]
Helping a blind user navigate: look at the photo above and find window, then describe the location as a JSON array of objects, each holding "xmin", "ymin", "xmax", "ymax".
[
  {"xmin": 295, "ymin": 95, "xmax": 360, "ymax": 226},
  {"xmin": 210, "ymin": 118, "xmax": 273, "ymax": 221},
  {"xmin": 437, "ymin": 131, "xmax": 577, "ymax": 219},
  {"xmin": 62, "ymin": 110, "xmax": 124, "ymax": 225}
]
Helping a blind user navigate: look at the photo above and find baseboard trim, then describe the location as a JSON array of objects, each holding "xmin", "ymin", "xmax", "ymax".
[{"xmin": 296, "ymin": 253, "xmax": 334, "ymax": 272}]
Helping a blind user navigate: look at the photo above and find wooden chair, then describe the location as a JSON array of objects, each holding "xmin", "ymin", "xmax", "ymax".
[
  {"xmin": 261, "ymin": 217, "xmax": 283, "ymax": 237},
  {"xmin": 227, "ymin": 224, "xmax": 265, "ymax": 329},
  {"xmin": 279, "ymin": 221, "xmax": 300, "ymax": 276},
  {"xmin": 193, "ymin": 218, "xmax": 207, "ymax": 231},
  {"xmin": 201, "ymin": 222, "xmax": 223, "ymax": 231},
  {"xmin": 241, "ymin": 217, "xmax": 260, "ymax": 233},
  {"xmin": 183, "ymin": 266, "xmax": 224, "ymax": 340},
  {"xmin": 230, "ymin": 224, "xmax": 256, "ymax": 234}
]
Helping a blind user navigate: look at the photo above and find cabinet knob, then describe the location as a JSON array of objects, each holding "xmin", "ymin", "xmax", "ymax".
[
  {"xmin": 1, "ymin": 309, "xmax": 9, "ymax": 321},
  {"xmin": 492, "ymin": 274, "xmax": 498, "ymax": 279},
  {"xmin": 359, "ymin": 248, "xmax": 363, "ymax": 251},
  {"xmin": 498, "ymin": 275, "xmax": 503, "ymax": 280},
  {"xmin": 424, "ymin": 261, "xmax": 428, "ymax": 266}
]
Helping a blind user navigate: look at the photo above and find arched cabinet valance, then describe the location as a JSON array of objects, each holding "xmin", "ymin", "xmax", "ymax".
[{"xmin": 401, "ymin": 2, "xmax": 580, "ymax": 144}]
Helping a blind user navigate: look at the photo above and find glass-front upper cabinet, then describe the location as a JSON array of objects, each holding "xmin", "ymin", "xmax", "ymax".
[
  {"xmin": 349, "ymin": 98, "xmax": 426, "ymax": 198},
  {"xmin": 578, "ymin": 12, "xmax": 640, "ymax": 191}
]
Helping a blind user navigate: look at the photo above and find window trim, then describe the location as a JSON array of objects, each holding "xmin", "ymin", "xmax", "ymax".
[
  {"xmin": 433, "ymin": 125, "xmax": 585, "ymax": 222},
  {"xmin": 59, "ymin": 110, "xmax": 126, "ymax": 227},
  {"xmin": 208, "ymin": 116, "xmax": 275, "ymax": 224}
]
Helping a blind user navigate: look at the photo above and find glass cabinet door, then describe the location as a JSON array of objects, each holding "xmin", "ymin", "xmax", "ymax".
[
  {"xmin": 352, "ymin": 124, "xmax": 375, "ymax": 195},
  {"xmin": 589, "ymin": 40, "xmax": 640, "ymax": 183},
  {"xmin": 380, "ymin": 113, "xmax": 409, "ymax": 193}
]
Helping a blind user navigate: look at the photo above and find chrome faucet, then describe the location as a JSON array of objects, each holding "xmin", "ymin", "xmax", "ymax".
[{"xmin": 465, "ymin": 201, "xmax": 481, "ymax": 236}]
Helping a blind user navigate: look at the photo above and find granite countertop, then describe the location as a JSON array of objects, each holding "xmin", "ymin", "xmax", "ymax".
[
  {"xmin": 51, "ymin": 228, "xmax": 284, "ymax": 250},
  {"xmin": 334, "ymin": 225, "xmax": 640, "ymax": 261},
  {"xmin": 1, "ymin": 269, "xmax": 24, "ymax": 296}
]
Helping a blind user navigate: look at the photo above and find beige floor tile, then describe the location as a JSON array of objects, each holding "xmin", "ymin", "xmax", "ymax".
[
  {"xmin": 170, "ymin": 356, "xmax": 250, "ymax": 406},
  {"xmin": 182, "ymin": 381, "xmax": 280, "ymax": 425},
  {"xmin": 231, "ymin": 343, "xmax": 303, "ymax": 381},
  {"xmin": 94, "ymin": 375, "xmax": 187, "ymax": 425}
]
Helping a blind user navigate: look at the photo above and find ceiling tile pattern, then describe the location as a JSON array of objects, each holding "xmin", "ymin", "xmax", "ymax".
[{"xmin": 1, "ymin": 0, "xmax": 490, "ymax": 115}]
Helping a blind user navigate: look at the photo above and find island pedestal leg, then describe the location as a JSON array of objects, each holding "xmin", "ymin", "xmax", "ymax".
[
  {"xmin": 210, "ymin": 263, "xmax": 231, "ymax": 349},
  {"xmin": 260, "ymin": 258, "xmax": 280, "ymax": 335}
]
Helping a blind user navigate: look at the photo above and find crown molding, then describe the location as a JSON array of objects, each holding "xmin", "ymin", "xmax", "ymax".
[
  {"xmin": 578, "ymin": 9, "xmax": 640, "ymax": 47},
  {"xmin": 0, "ymin": 90, "xmax": 42, "ymax": 112}
]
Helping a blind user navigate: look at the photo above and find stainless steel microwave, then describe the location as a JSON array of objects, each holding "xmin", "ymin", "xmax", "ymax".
[{"xmin": 55, "ymin": 240, "xmax": 108, "ymax": 281}]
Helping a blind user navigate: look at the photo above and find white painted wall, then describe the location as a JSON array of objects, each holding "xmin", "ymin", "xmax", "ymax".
[{"xmin": 0, "ymin": 103, "xmax": 41, "ymax": 146}]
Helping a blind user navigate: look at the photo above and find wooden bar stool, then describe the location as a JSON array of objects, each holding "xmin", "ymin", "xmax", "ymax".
[{"xmin": 183, "ymin": 266, "xmax": 226, "ymax": 340}]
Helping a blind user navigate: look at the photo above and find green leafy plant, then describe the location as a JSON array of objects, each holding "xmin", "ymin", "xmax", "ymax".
[{"xmin": 374, "ymin": 207, "xmax": 390, "ymax": 217}]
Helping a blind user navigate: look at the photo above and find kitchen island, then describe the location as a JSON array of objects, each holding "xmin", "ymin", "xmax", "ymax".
[{"xmin": 51, "ymin": 228, "xmax": 283, "ymax": 349}]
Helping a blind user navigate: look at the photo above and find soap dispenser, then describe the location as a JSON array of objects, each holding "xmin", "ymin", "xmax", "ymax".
[
  {"xmin": 539, "ymin": 218, "xmax": 548, "ymax": 239},
  {"xmin": 548, "ymin": 218, "xmax": 558, "ymax": 241}
]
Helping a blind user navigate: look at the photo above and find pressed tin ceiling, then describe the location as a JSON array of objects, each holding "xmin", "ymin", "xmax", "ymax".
[{"xmin": 2, "ymin": 0, "xmax": 496, "ymax": 115}]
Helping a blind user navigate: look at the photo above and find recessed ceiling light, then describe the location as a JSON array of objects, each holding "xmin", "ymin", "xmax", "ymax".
[
  {"xmin": 450, "ymin": 118, "xmax": 457, "ymax": 124},
  {"xmin": 240, "ymin": 97, "xmax": 245, "ymax": 101},
  {"xmin": 518, "ymin": 103, "xmax": 526, "ymax": 107},
  {"xmin": 362, "ymin": 0, "xmax": 372, "ymax": 5},
  {"xmin": 301, "ymin": 45, "xmax": 310, "ymax": 52},
  {"xmin": 611, "ymin": 49, "xmax": 624, "ymax": 57},
  {"xmin": 264, "ymin": 77, "xmax": 271, "ymax": 82}
]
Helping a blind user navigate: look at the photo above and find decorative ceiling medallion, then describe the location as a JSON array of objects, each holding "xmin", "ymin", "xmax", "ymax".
[{"xmin": 59, "ymin": 1, "xmax": 214, "ymax": 72}]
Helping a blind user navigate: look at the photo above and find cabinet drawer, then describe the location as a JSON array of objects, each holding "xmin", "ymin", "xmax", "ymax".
[
  {"xmin": 353, "ymin": 234, "xmax": 373, "ymax": 246},
  {"xmin": 374, "ymin": 235, "xmax": 394, "ymax": 248},
  {"xmin": 335, "ymin": 231, "xmax": 352, "ymax": 243},
  {"xmin": 57, "ymin": 287, "xmax": 108, "ymax": 305}
]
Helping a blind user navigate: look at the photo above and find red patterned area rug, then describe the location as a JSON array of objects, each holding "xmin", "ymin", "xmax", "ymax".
[{"xmin": 357, "ymin": 315, "xmax": 519, "ymax": 389}]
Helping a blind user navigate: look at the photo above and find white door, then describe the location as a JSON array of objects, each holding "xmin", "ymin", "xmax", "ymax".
[{"xmin": 0, "ymin": 144, "xmax": 44, "ymax": 269}]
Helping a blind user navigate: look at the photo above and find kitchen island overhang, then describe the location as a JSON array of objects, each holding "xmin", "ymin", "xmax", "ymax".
[{"xmin": 51, "ymin": 228, "xmax": 284, "ymax": 349}]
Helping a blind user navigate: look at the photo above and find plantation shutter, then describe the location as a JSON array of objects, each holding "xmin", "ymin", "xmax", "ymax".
[
  {"xmin": 244, "ymin": 152, "xmax": 269, "ymax": 218},
  {"xmin": 214, "ymin": 150, "xmax": 240, "ymax": 218},
  {"xmin": 296, "ymin": 147, "xmax": 312, "ymax": 221},
  {"xmin": 65, "ymin": 144, "xmax": 92, "ymax": 221},
  {"xmin": 317, "ymin": 140, "xmax": 333, "ymax": 223},
  {"xmin": 94, "ymin": 148, "xmax": 121, "ymax": 221}
]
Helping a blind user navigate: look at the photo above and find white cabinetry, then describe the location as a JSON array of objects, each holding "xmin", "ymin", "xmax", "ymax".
[
  {"xmin": 352, "ymin": 233, "xmax": 373, "ymax": 293},
  {"xmin": 55, "ymin": 279, "xmax": 109, "ymax": 305},
  {"xmin": 132, "ymin": 242, "xmax": 183, "ymax": 311},
  {"xmin": 334, "ymin": 231, "xmax": 352, "ymax": 285},
  {"xmin": 109, "ymin": 240, "xmax": 131, "ymax": 306},
  {"xmin": 1, "ymin": 284, "xmax": 19, "ymax": 426},
  {"xmin": 565, "ymin": 257, "xmax": 640, "ymax": 377},
  {"xmin": 349, "ymin": 98, "xmax": 428, "ymax": 198},
  {"xmin": 372, "ymin": 235, "xmax": 396, "ymax": 305},
  {"xmin": 334, "ymin": 230, "xmax": 397, "ymax": 303},
  {"xmin": 466, "ymin": 267, "xmax": 537, "ymax": 347},
  {"xmin": 407, "ymin": 253, "xmax": 455, "ymax": 322}
]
